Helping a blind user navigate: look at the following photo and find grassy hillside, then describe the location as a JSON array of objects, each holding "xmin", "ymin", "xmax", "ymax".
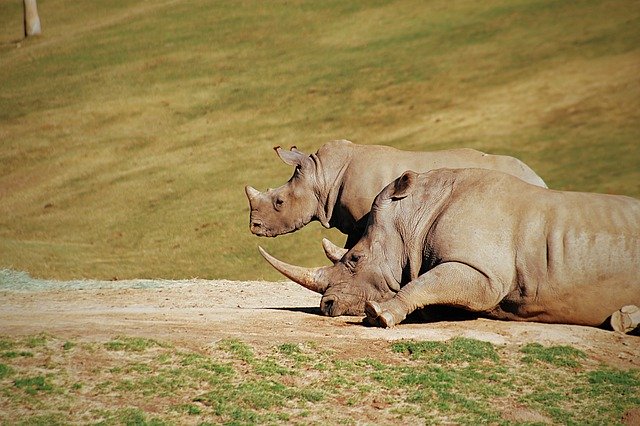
[{"xmin": 1, "ymin": 0, "xmax": 639, "ymax": 280}]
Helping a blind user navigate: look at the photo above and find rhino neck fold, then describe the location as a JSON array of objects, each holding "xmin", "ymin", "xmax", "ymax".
[{"xmin": 314, "ymin": 152, "xmax": 352, "ymax": 229}]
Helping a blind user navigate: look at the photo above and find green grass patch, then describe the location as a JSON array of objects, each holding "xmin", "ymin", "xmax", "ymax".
[
  {"xmin": 589, "ymin": 368, "xmax": 640, "ymax": 388},
  {"xmin": 96, "ymin": 407, "xmax": 168, "ymax": 426},
  {"xmin": 24, "ymin": 334, "xmax": 49, "ymax": 348},
  {"xmin": 61, "ymin": 341, "xmax": 75, "ymax": 351},
  {"xmin": 0, "ymin": 334, "xmax": 638, "ymax": 423},
  {"xmin": 520, "ymin": 342, "xmax": 587, "ymax": 367},
  {"xmin": 218, "ymin": 339, "xmax": 255, "ymax": 363},
  {"xmin": 0, "ymin": 338, "xmax": 13, "ymax": 351},
  {"xmin": 104, "ymin": 336, "xmax": 167, "ymax": 352},
  {"xmin": 13, "ymin": 414, "xmax": 66, "ymax": 426},
  {"xmin": 0, "ymin": 363, "xmax": 13, "ymax": 379},
  {"xmin": 392, "ymin": 337, "xmax": 500, "ymax": 363},
  {"xmin": 174, "ymin": 403, "xmax": 202, "ymax": 416},
  {"xmin": 278, "ymin": 342, "xmax": 302, "ymax": 356},
  {"xmin": 2, "ymin": 351, "xmax": 34, "ymax": 359},
  {"xmin": 179, "ymin": 352, "xmax": 234, "ymax": 375},
  {"xmin": 14, "ymin": 375, "xmax": 54, "ymax": 395}
]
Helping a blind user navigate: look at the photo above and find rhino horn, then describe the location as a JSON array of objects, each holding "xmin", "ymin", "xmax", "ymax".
[
  {"xmin": 258, "ymin": 246, "xmax": 328, "ymax": 294},
  {"xmin": 322, "ymin": 238, "xmax": 348, "ymax": 263},
  {"xmin": 245, "ymin": 185, "xmax": 261, "ymax": 202}
]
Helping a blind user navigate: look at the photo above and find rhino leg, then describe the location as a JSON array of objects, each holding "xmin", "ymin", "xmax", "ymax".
[
  {"xmin": 610, "ymin": 305, "xmax": 640, "ymax": 334},
  {"xmin": 365, "ymin": 262, "xmax": 502, "ymax": 328}
]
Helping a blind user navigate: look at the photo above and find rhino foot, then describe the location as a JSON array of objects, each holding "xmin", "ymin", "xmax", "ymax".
[
  {"xmin": 364, "ymin": 301, "xmax": 397, "ymax": 328},
  {"xmin": 610, "ymin": 305, "xmax": 640, "ymax": 334},
  {"xmin": 377, "ymin": 311, "xmax": 397, "ymax": 328},
  {"xmin": 365, "ymin": 300, "xmax": 382, "ymax": 318}
]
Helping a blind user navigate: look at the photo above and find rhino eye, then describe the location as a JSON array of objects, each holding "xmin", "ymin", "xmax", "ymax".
[
  {"xmin": 346, "ymin": 253, "xmax": 362, "ymax": 269},
  {"xmin": 274, "ymin": 198, "xmax": 284, "ymax": 210}
]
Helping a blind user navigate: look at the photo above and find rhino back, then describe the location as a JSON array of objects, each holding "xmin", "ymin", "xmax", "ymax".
[
  {"xmin": 335, "ymin": 143, "xmax": 544, "ymax": 229},
  {"xmin": 526, "ymin": 190, "xmax": 640, "ymax": 325},
  {"xmin": 408, "ymin": 170, "xmax": 640, "ymax": 326}
]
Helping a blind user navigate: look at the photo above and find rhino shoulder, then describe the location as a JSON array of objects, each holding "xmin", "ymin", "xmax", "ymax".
[{"xmin": 317, "ymin": 139, "xmax": 355, "ymax": 156}]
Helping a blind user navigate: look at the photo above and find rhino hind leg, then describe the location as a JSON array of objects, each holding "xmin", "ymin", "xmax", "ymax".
[{"xmin": 610, "ymin": 305, "xmax": 640, "ymax": 334}]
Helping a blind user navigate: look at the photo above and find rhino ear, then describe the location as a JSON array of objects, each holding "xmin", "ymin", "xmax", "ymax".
[
  {"xmin": 390, "ymin": 171, "xmax": 417, "ymax": 200},
  {"xmin": 274, "ymin": 146, "xmax": 307, "ymax": 166}
]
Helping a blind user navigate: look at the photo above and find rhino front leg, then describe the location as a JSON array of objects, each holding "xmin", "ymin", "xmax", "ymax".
[{"xmin": 365, "ymin": 262, "xmax": 503, "ymax": 328}]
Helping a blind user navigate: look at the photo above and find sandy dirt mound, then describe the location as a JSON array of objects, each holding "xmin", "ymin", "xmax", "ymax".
[{"xmin": 0, "ymin": 274, "xmax": 638, "ymax": 368}]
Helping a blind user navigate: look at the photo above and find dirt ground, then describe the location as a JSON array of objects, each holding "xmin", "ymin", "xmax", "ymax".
[{"xmin": 0, "ymin": 277, "xmax": 638, "ymax": 369}]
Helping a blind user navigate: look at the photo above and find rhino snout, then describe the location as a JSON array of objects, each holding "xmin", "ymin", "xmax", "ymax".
[
  {"xmin": 250, "ymin": 219, "xmax": 263, "ymax": 234},
  {"xmin": 249, "ymin": 219, "xmax": 274, "ymax": 237},
  {"xmin": 320, "ymin": 294, "xmax": 366, "ymax": 317},
  {"xmin": 320, "ymin": 295, "xmax": 340, "ymax": 316}
]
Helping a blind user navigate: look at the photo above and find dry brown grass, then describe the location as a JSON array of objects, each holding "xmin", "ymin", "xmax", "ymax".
[{"xmin": 1, "ymin": 0, "xmax": 638, "ymax": 280}]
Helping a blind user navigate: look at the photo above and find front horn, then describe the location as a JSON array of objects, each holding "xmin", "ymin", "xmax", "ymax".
[
  {"xmin": 258, "ymin": 246, "xmax": 328, "ymax": 294},
  {"xmin": 244, "ymin": 185, "xmax": 261, "ymax": 202},
  {"xmin": 322, "ymin": 238, "xmax": 348, "ymax": 263}
]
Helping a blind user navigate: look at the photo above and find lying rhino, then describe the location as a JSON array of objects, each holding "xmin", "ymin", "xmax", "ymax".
[
  {"xmin": 246, "ymin": 140, "xmax": 546, "ymax": 248},
  {"xmin": 259, "ymin": 168, "xmax": 640, "ymax": 332}
]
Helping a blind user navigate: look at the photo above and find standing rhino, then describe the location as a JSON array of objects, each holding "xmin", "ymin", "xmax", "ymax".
[
  {"xmin": 245, "ymin": 140, "xmax": 546, "ymax": 248},
  {"xmin": 259, "ymin": 168, "xmax": 640, "ymax": 332}
]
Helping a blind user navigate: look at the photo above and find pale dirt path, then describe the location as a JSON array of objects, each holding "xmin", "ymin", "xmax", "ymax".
[{"xmin": 0, "ymin": 278, "xmax": 638, "ymax": 368}]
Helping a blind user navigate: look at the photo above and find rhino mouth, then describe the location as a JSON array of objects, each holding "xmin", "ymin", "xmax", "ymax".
[
  {"xmin": 320, "ymin": 285, "xmax": 372, "ymax": 316},
  {"xmin": 320, "ymin": 295, "xmax": 339, "ymax": 316},
  {"xmin": 249, "ymin": 218, "xmax": 309, "ymax": 237},
  {"xmin": 320, "ymin": 294, "xmax": 366, "ymax": 316},
  {"xmin": 249, "ymin": 219, "xmax": 284, "ymax": 237},
  {"xmin": 250, "ymin": 224, "xmax": 296, "ymax": 238},
  {"xmin": 249, "ymin": 220, "xmax": 270, "ymax": 236}
]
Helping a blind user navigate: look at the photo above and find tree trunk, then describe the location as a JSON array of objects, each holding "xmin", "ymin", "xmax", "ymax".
[{"xmin": 23, "ymin": 0, "xmax": 42, "ymax": 37}]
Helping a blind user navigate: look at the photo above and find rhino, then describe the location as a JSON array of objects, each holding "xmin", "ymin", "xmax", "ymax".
[
  {"xmin": 259, "ymin": 168, "xmax": 640, "ymax": 332},
  {"xmin": 245, "ymin": 140, "xmax": 546, "ymax": 249}
]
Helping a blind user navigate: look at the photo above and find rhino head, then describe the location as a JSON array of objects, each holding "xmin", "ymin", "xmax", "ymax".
[
  {"xmin": 245, "ymin": 146, "xmax": 326, "ymax": 237},
  {"xmin": 256, "ymin": 172, "xmax": 425, "ymax": 315},
  {"xmin": 259, "ymin": 241, "xmax": 399, "ymax": 316},
  {"xmin": 257, "ymin": 170, "xmax": 441, "ymax": 316}
]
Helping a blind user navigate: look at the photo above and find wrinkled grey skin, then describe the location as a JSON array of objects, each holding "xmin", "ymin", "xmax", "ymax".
[
  {"xmin": 260, "ymin": 168, "xmax": 640, "ymax": 329},
  {"xmin": 245, "ymin": 140, "xmax": 546, "ymax": 248}
]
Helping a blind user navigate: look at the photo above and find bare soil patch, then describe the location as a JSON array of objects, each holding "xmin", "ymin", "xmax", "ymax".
[{"xmin": 1, "ymin": 278, "xmax": 638, "ymax": 368}]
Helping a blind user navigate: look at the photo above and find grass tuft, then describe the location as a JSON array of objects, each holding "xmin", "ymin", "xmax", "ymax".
[
  {"xmin": 62, "ymin": 341, "xmax": 75, "ymax": 351},
  {"xmin": 520, "ymin": 342, "xmax": 587, "ymax": 367},
  {"xmin": 0, "ymin": 363, "xmax": 13, "ymax": 379},
  {"xmin": 14, "ymin": 375, "xmax": 54, "ymax": 395},
  {"xmin": 104, "ymin": 336, "xmax": 166, "ymax": 352},
  {"xmin": 588, "ymin": 368, "xmax": 640, "ymax": 389},
  {"xmin": 0, "ymin": 338, "xmax": 14, "ymax": 351},
  {"xmin": 24, "ymin": 334, "xmax": 49, "ymax": 348},
  {"xmin": 218, "ymin": 339, "xmax": 254, "ymax": 363},
  {"xmin": 391, "ymin": 337, "xmax": 500, "ymax": 363}
]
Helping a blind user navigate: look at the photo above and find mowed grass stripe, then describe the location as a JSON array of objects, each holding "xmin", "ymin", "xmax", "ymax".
[{"xmin": 1, "ymin": 0, "xmax": 638, "ymax": 280}]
